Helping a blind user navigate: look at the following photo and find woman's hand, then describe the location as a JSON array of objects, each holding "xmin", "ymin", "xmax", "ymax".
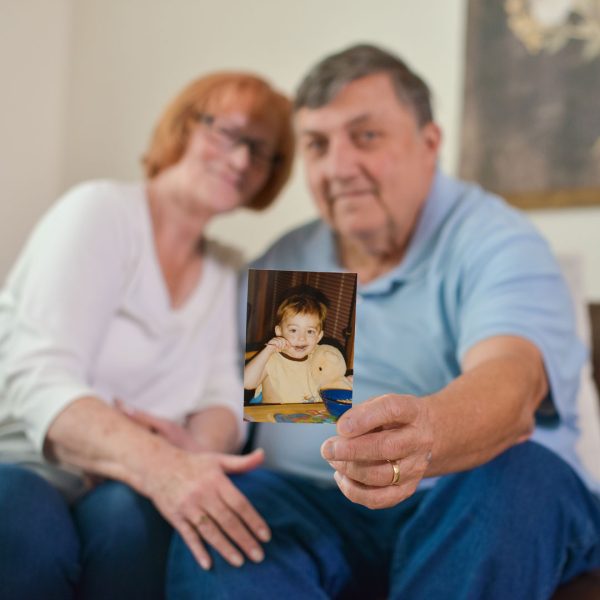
[
  {"xmin": 46, "ymin": 396, "xmax": 264, "ymax": 570},
  {"xmin": 117, "ymin": 401, "xmax": 269, "ymax": 569},
  {"xmin": 115, "ymin": 400, "xmax": 206, "ymax": 452},
  {"xmin": 143, "ymin": 447, "xmax": 270, "ymax": 570}
]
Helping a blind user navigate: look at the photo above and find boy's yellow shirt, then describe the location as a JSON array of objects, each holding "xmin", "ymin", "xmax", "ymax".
[{"xmin": 260, "ymin": 344, "xmax": 348, "ymax": 404}]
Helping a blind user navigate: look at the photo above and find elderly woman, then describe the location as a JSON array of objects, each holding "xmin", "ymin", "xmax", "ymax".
[{"xmin": 0, "ymin": 72, "xmax": 293, "ymax": 599}]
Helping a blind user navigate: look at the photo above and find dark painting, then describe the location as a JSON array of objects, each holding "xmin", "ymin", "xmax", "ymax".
[{"xmin": 460, "ymin": 0, "xmax": 600, "ymax": 208}]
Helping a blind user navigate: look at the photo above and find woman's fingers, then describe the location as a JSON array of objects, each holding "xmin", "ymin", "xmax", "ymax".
[
  {"xmin": 219, "ymin": 475, "xmax": 271, "ymax": 543},
  {"xmin": 116, "ymin": 401, "xmax": 165, "ymax": 431},
  {"xmin": 218, "ymin": 448, "xmax": 265, "ymax": 473},
  {"xmin": 190, "ymin": 470, "xmax": 269, "ymax": 563},
  {"xmin": 116, "ymin": 401, "xmax": 202, "ymax": 452},
  {"xmin": 188, "ymin": 510, "xmax": 246, "ymax": 567},
  {"xmin": 201, "ymin": 495, "xmax": 265, "ymax": 564},
  {"xmin": 151, "ymin": 451, "xmax": 269, "ymax": 569},
  {"xmin": 174, "ymin": 517, "xmax": 212, "ymax": 570}
]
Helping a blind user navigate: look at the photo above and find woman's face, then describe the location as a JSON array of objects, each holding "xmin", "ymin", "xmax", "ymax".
[{"xmin": 177, "ymin": 111, "xmax": 278, "ymax": 215}]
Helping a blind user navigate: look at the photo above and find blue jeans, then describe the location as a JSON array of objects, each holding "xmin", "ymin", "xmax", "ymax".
[
  {"xmin": 166, "ymin": 442, "xmax": 600, "ymax": 600},
  {"xmin": 0, "ymin": 464, "xmax": 172, "ymax": 600}
]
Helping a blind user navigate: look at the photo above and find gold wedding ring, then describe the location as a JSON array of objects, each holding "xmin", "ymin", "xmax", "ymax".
[
  {"xmin": 196, "ymin": 514, "xmax": 210, "ymax": 527},
  {"xmin": 387, "ymin": 459, "xmax": 401, "ymax": 486}
]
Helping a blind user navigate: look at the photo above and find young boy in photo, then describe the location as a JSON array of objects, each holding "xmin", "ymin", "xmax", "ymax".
[{"xmin": 244, "ymin": 290, "xmax": 348, "ymax": 404}]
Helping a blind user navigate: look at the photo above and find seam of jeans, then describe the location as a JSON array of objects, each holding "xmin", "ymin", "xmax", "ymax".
[
  {"xmin": 547, "ymin": 532, "xmax": 600, "ymax": 597},
  {"xmin": 544, "ymin": 545, "xmax": 570, "ymax": 599}
]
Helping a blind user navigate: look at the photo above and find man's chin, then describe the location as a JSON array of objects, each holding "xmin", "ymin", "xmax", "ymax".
[
  {"xmin": 330, "ymin": 206, "xmax": 384, "ymax": 230},
  {"xmin": 334, "ymin": 219, "xmax": 388, "ymax": 240}
]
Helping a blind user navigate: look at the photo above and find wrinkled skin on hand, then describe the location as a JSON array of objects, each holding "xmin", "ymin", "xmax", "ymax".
[{"xmin": 321, "ymin": 394, "xmax": 434, "ymax": 509}]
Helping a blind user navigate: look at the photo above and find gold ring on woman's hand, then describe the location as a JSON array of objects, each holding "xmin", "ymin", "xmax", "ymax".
[{"xmin": 196, "ymin": 514, "xmax": 210, "ymax": 527}]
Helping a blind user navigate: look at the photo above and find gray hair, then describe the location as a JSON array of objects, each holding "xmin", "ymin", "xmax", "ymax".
[{"xmin": 295, "ymin": 44, "xmax": 433, "ymax": 126}]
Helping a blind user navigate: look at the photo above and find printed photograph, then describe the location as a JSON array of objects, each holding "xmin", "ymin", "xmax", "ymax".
[{"xmin": 243, "ymin": 269, "xmax": 357, "ymax": 423}]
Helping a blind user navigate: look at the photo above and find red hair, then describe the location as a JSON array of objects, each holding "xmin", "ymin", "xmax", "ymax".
[{"xmin": 142, "ymin": 72, "xmax": 294, "ymax": 210}]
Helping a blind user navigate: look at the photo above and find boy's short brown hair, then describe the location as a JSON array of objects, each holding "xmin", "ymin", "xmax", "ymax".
[{"xmin": 276, "ymin": 294, "xmax": 327, "ymax": 330}]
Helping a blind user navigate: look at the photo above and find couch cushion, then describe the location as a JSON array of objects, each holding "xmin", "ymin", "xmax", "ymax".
[{"xmin": 557, "ymin": 255, "xmax": 600, "ymax": 482}]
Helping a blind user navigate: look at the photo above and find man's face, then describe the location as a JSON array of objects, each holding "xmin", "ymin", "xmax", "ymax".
[
  {"xmin": 275, "ymin": 312, "xmax": 324, "ymax": 359},
  {"xmin": 296, "ymin": 73, "xmax": 441, "ymax": 248}
]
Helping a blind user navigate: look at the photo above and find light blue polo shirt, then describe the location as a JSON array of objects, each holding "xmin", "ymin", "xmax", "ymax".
[{"xmin": 242, "ymin": 171, "xmax": 597, "ymax": 493}]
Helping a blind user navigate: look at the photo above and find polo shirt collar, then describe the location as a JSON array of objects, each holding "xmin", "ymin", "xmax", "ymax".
[{"xmin": 318, "ymin": 170, "xmax": 462, "ymax": 296}]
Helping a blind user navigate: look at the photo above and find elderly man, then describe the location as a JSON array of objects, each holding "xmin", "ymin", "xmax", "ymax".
[{"xmin": 168, "ymin": 44, "xmax": 600, "ymax": 599}]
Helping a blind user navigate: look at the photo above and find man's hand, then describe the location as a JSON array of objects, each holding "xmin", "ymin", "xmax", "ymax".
[
  {"xmin": 320, "ymin": 394, "xmax": 433, "ymax": 509},
  {"xmin": 321, "ymin": 336, "xmax": 547, "ymax": 510}
]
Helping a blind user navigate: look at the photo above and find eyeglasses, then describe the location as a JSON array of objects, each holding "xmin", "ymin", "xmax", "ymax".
[{"xmin": 196, "ymin": 113, "xmax": 280, "ymax": 170}]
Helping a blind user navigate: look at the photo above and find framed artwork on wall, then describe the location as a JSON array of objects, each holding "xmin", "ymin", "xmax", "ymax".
[{"xmin": 459, "ymin": 0, "xmax": 600, "ymax": 209}]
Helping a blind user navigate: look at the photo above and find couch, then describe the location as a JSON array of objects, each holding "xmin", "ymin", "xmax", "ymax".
[{"xmin": 552, "ymin": 303, "xmax": 600, "ymax": 598}]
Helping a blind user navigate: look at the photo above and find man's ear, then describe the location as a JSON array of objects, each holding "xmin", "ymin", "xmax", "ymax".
[
  {"xmin": 275, "ymin": 325, "xmax": 282, "ymax": 337},
  {"xmin": 421, "ymin": 121, "xmax": 442, "ymax": 154},
  {"xmin": 318, "ymin": 330, "xmax": 324, "ymax": 343}
]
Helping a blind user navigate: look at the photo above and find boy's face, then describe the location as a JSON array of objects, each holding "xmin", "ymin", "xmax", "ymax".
[{"xmin": 275, "ymin": 312, "xmax": 324, "ymax": 359}]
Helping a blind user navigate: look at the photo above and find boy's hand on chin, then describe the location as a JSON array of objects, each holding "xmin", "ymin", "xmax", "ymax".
[{"xmin": 267, "ymin": 337, "xmax": 290, "ymax": 352}]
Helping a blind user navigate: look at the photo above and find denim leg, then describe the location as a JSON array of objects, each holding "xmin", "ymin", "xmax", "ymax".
[
  {"xmin": 0, "ymin": 463, "xmax": 81, "ymax": 600},
  {"xmin": 72, "ymin": 480, "xmax": 172, "ymax": 600},
  {"xmin": 389, "ymin": 441, "xmax": 600, "ymax": 600},
  {"xmin": 166, "ymin": 468, "xmax": 419, "ymax": 600}
]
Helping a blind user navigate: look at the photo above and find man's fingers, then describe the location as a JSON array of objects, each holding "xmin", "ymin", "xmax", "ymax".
[
  {"xmin": 327, "ymin": 459, "xmax": 397, "ymax": 487},
  {"xmin": 337, "ymin": 394, "xmax": 418, "ymax": 437},
  {"xmin": 321, "ymin": 428, "xmax": 419, "ymax": 462},
  {"xmin": 333, "ymin": 471, "xmax": 417, "ymax": 509},
  {"xmin": 328, "ymin": 452, "xmax": 429, "ymax": 488}
]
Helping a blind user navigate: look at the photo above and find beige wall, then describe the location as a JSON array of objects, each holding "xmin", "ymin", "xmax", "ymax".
[
  {"xmin": 2, "ymin": 0, "xmax": 600, "ymax": 299},
  {"xmin": 0, "ymin": 0, "xmax": 72, "ymax": 278},
  {"xmin": 61, "ymin": 0, "xmax": 465, "ymax": 267}
]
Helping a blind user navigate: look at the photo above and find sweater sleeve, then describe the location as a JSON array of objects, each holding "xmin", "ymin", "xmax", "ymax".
[
  {"xmin": 0, "ymin": 182, "xmax": 129, "ymax": 451},
  {"xmin": 193, "ymin": 256, "xmax": 245, "ymax": 442}
]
